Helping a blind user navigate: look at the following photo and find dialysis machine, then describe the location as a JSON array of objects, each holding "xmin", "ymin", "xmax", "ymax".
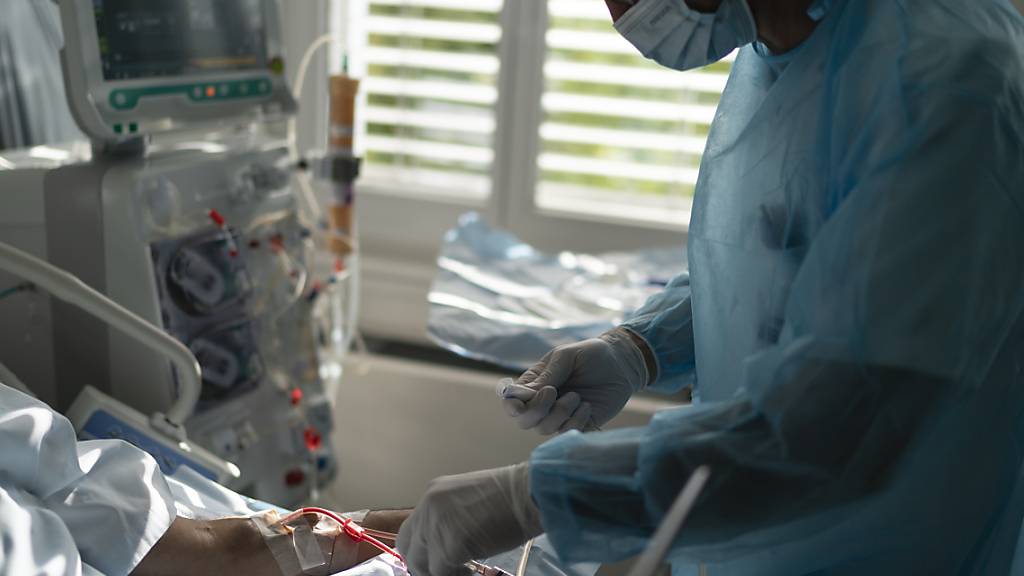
[{"xmin": 0, "ymin": 0, "xmax": 347, "ymax": 505}]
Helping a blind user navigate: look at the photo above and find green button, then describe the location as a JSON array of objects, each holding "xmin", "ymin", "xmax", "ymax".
[
  {"xmin": 129, "ymin": 122, "xmax": 139, "ymax": 133},
  {"xmin": 113, "ymin": 123, "xmax": 123, "ymax": 134},
  {"xmin": 270, "ymin": 57, "xmax": 285, "ymax": 76}
]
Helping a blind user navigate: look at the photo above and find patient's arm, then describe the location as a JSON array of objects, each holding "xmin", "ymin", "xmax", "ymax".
[
  {"xmin": 130, "ymin": 517, "xmax": 270, "ymax": 576},
  {"xmin": 132, "ymin": 510, "xmax": 413, "ymax": 576}
]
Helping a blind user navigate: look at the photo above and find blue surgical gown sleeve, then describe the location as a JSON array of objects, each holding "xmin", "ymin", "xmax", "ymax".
[
  {"xmin": 0, "ymin": 383, "xmax": 176, "ymax": 575},
  {"xmin": 530, "ymin": 14, "xmax": 1024, "ymax": 567},
  {"xmin": 621, "ymin": 273, "xmax": 695, "ymax": 393}
]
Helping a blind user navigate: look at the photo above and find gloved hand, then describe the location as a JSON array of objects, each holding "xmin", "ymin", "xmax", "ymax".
[
  {"xmin": 397, "ymin": 463, "xmax": 543, "ymax": 576},
  {"xmin": 500, "ymin": 328, "xmax": 651, "ymax": 435}
]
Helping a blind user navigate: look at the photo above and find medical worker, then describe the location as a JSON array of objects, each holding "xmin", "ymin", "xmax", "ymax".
[{"xmin": 397, "ymin": 0, "xmax": 1024, "ymax": 574}]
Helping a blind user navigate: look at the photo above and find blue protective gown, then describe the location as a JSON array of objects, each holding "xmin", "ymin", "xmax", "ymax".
[{"xmin": 529, "ymin": 0, "xmax": 1024, "ymax": 574}]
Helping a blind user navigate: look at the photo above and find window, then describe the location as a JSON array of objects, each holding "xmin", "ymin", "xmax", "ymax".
[
  {"xmin": 350, "ymin": 0, "xmax": 503, "ymax": 199},
  {"xmin": 539, "ymin": 0, "xmax": 730, "ymax": 225},
  {"xmin": 316, "ymin": 0, "xmax": 732, "ymax": 341},
  {"xmin": 338, "ymin": 0, "xmax": 731, "ymax": 228}
]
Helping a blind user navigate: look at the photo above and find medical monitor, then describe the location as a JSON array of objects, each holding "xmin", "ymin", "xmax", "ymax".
[{"xmin": 59, "ymin": 0, "xmax": 295, "ymax": 142}]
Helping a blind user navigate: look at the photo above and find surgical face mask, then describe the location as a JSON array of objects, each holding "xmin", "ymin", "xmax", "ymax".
[{"xmin": 615, "ymin": 0, "xmax": 757, "ymax": 71}]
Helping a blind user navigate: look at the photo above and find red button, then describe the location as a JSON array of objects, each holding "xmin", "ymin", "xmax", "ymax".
[{"xmin": 304, "ymin": 428, "xmax": 322, "ymax": 452}]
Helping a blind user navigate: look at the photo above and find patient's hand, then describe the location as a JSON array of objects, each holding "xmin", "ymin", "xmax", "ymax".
[{"xmin": 131, "ymin": 510, "xmax": 413, "ymax": 576}]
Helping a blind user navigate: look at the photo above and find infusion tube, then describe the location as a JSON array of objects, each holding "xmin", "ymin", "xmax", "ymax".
[
  {"xmin": 284, "ymin": 507, "xmax": 405, "ymax": 563},
  {"xmin": 284, "ymin": 507, "xmax": 530, "ymax": 576}
]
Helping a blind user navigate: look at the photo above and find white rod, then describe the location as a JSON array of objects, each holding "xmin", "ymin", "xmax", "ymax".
[{"xmin": 0, "ymin": 242, "xmax": 202, "ymax": 426}]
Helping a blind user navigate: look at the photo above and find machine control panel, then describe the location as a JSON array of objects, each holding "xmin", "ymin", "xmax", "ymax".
[
  {"xmin": 109, "ymin": 78, "xmax": 274, "ymax": 112},
  {"xmin": 80, "ymin": 408, "xmax": 219, "ymax": 480}
]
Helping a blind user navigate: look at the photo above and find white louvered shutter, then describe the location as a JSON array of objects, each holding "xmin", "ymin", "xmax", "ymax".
[
  {"xmin": 537, "ymin": 0, "xmax": 732, "ymax": 224},
  {"xmin": 359, "ymin": 0, "xmax": 502, "ymax": 198}
]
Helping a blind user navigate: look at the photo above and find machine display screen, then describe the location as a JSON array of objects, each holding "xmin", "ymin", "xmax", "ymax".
[{"xmin": 93, "ymin": 0, "xmax": 269, "ymax": 81}]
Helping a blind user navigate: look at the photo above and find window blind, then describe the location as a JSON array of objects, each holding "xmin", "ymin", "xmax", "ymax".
[
  {"xmin": 360, "ymin": 0, "xmax": 503, "ymax": 197},
  {"xmin": 538, "ymin": 0, "xmax": 732, "ymax": 222}
]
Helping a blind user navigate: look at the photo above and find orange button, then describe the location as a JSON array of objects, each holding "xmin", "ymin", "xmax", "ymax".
[{"xmin": 205, "ymin": 86, "xmax": 216, "ymax": 98}]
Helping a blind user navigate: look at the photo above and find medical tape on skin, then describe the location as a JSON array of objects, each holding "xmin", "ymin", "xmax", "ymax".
[
  {"xmin": 320, "ymin": 516, "xmax": 360, "ymax": 572},
  {"xmin": 254, "ymin": 510, "xmax": 370, "ymax": 576},
  {"xmin": 293, "ymin": 523, "xmax": 328, "ymax": 574},
  {"xmin": 251, "ymin": 510, "xmax": 329, "ymax": 576}
]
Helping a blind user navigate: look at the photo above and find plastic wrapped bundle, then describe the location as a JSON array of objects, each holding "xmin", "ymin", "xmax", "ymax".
[{"xmin": 427, "ymin": 212, "xmax": 686, "ymax": 370}]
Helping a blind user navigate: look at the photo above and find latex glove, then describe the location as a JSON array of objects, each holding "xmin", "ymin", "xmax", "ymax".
[
  {"xmin": 501, "ymin": 328, "xmax": 650, "ymax": 435},
  {"xmin": 397, "ymin": 463, "xmax": 543, "ymax": 576}
]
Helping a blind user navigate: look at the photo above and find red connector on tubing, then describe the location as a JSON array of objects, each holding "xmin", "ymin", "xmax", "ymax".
[{"xmin": 297, "ymin": 507, "xmax": 406, "ymax": 565}]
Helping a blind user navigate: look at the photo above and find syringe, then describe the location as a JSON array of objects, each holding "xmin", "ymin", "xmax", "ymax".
[
  {"xmin": 496, "ymin": 378, "xmax": 538, "ymax": 401},
  {"xmin": 496, "ymin": 378, "xmax": 601, "ymax": 432}
]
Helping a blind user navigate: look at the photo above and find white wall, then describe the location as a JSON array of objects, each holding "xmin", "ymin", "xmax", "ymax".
[{"xmin": 321, "ymin": 353, "xmax": 682, "ymax": 511}]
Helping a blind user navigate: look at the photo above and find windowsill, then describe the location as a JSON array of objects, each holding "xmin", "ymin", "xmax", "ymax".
[
  {"xmin": 535, "ymin": 189, "xmax": 692, "ymax": 233},
  {"xmin": 360, "ymin": 180, "xmax": 490, "ymax": 208}
]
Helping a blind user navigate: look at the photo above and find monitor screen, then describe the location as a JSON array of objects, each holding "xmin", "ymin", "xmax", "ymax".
[{"xmin": 93, "ymin": 0, "xmax": 269, "ymax": 81}]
